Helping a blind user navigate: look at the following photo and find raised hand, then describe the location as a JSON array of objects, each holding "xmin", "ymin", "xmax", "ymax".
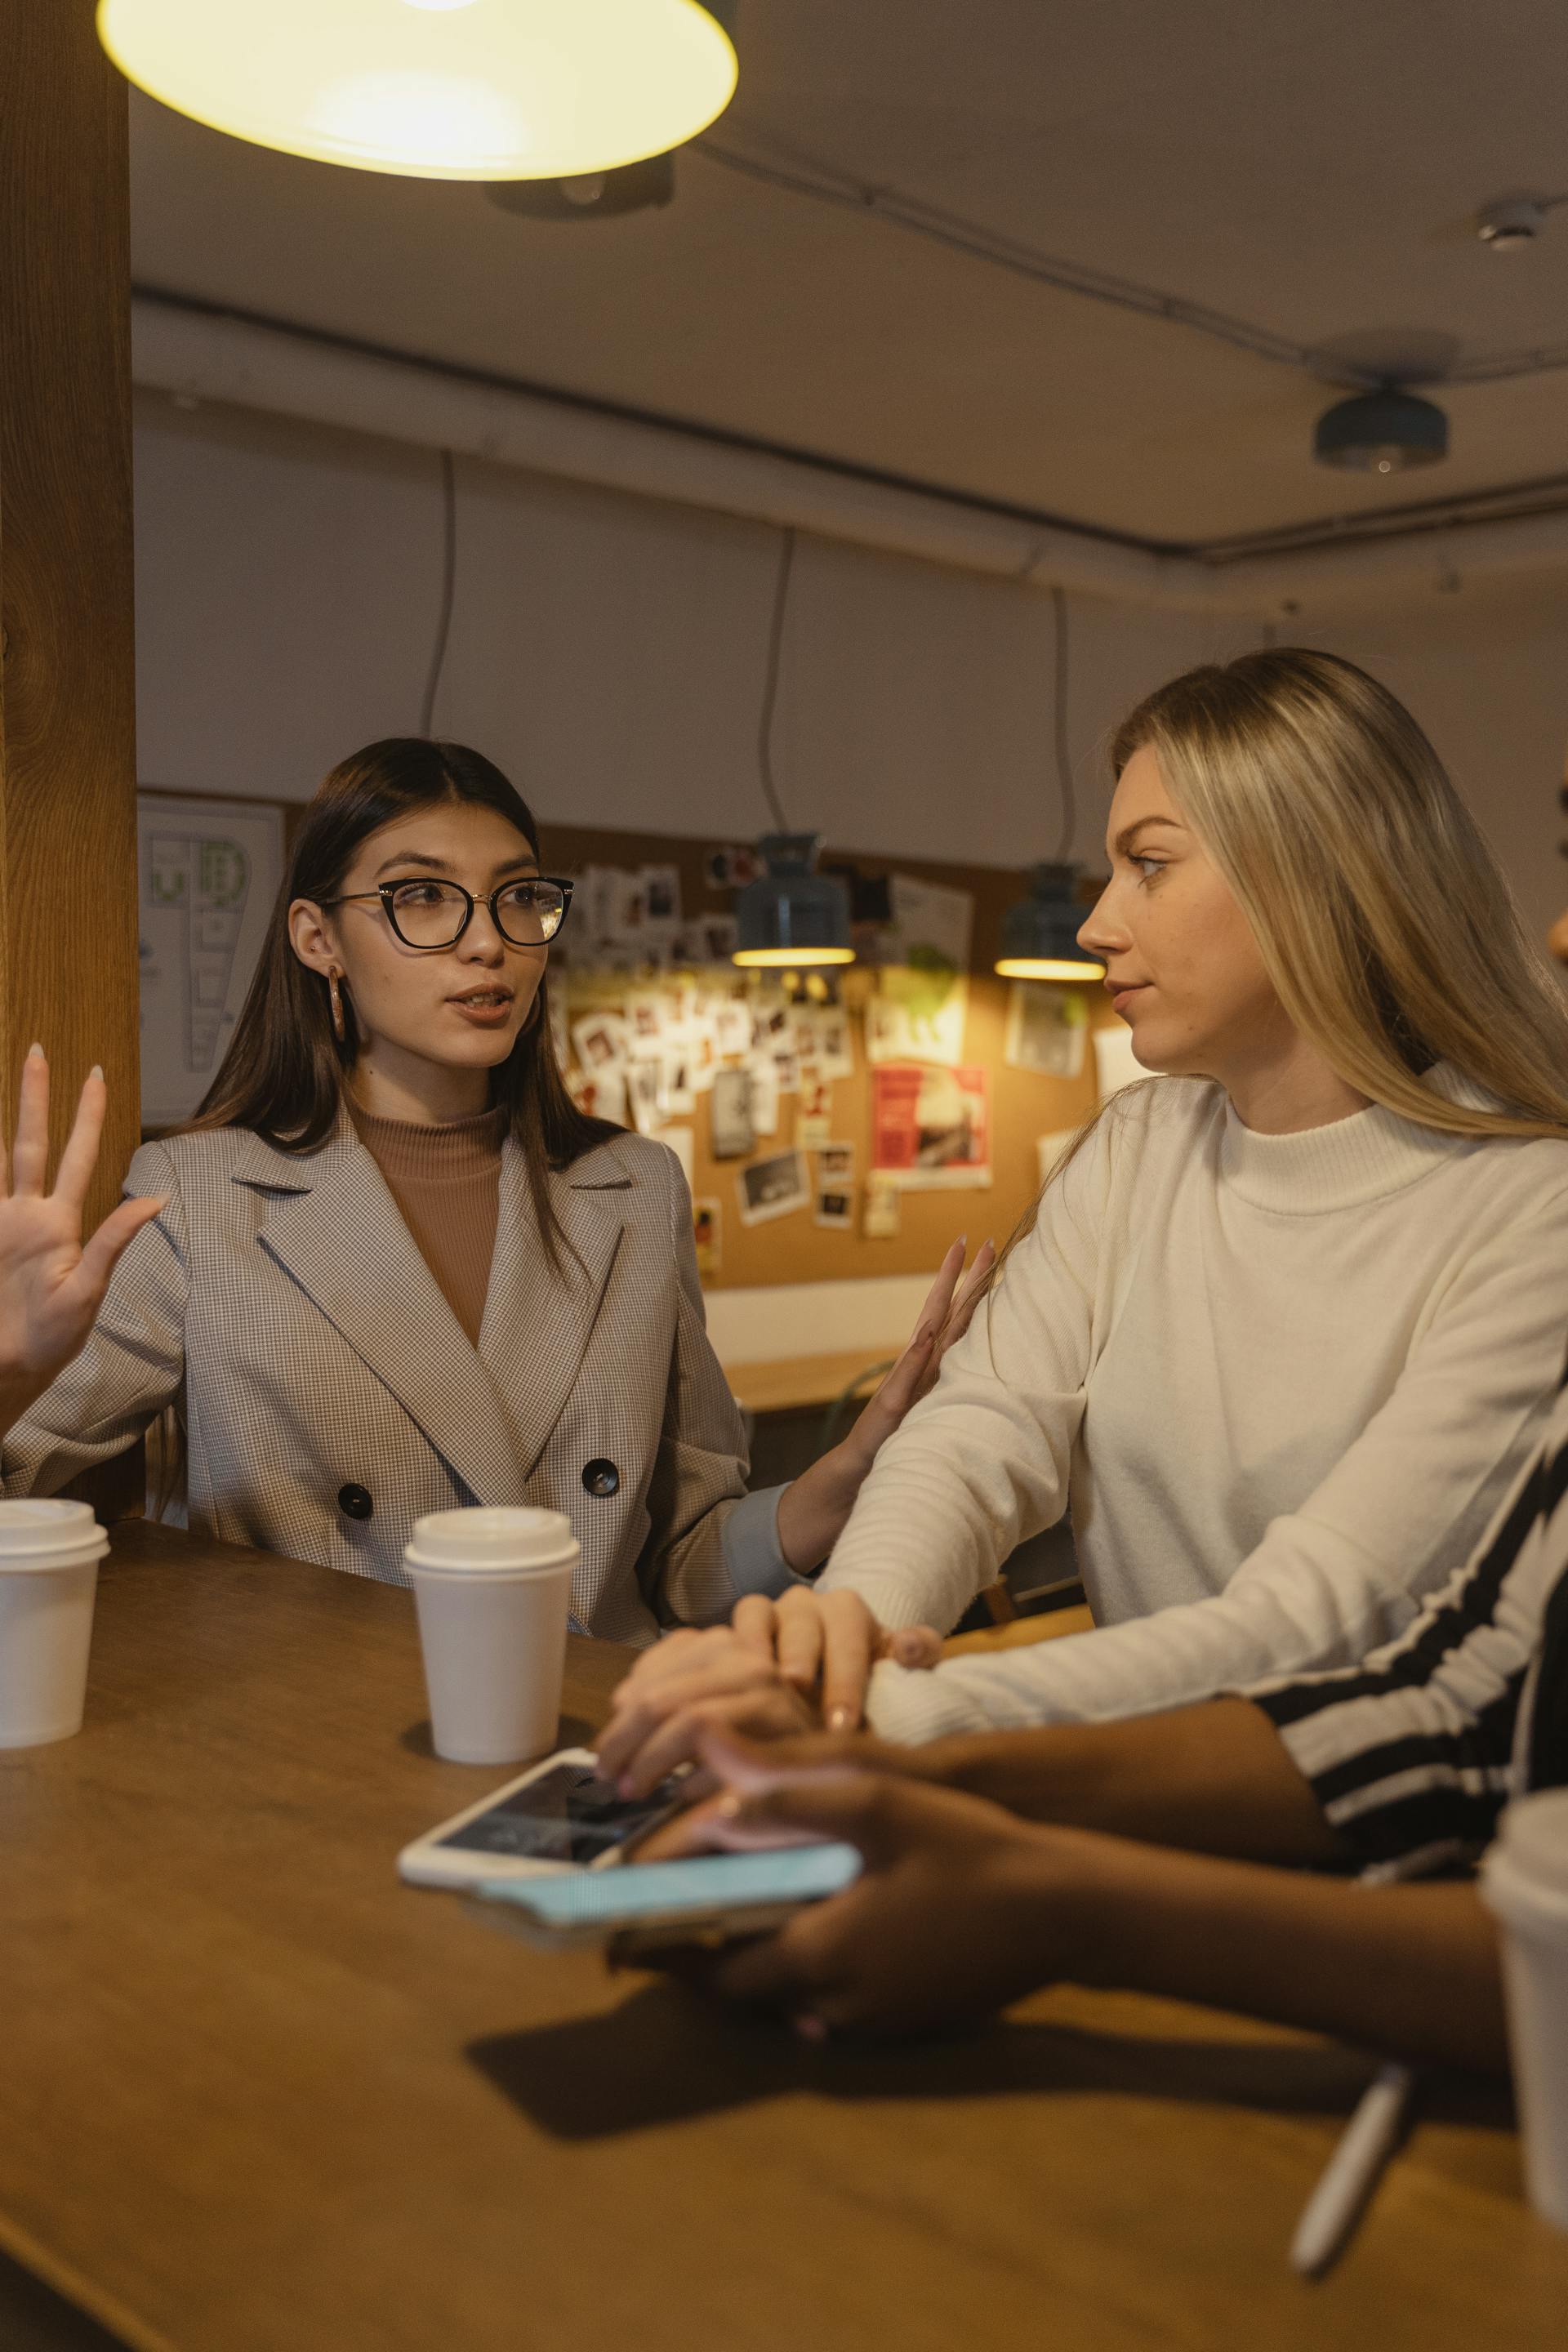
[
  {"xmin": 0, "ymin": 1048, "xmax": 166, "ymax": 1426},
  {"xmin": 831, "ymin": 1233, "xmax": 997, "ymax": 1481}
]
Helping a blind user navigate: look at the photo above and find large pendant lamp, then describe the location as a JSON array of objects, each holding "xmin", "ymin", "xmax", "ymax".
[
  {"xmin": 96, "ymin": 0, "xmax": 738, "ymax": 183},
  {"xmin": 733, "ymin": 530, "xmax": 854, "ymax": 971},
  {"xmin": 996, "ymin": 586, "xmax": 1106, "ymax": 985}
]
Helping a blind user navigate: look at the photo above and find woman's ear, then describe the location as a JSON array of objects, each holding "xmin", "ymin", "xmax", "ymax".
[{"xmin": 288, "ymin": 898, "xmax": 338, "ymax": 980}]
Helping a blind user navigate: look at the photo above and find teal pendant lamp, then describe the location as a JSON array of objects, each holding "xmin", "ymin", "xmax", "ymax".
[
  {"xmin": 995, "ymin": 862, "xmax": 1104, "ymax": 982},
  {"xmin": 733, "ymin": 835, "xmax": 853, "ymax": 969},
  {"xmin": 996, "ymin": 588, "xmax": 1105, "ymax": 984},
  {"xmin": 733, "ymin": 529, "xmax": 854, "ymax": 971}
]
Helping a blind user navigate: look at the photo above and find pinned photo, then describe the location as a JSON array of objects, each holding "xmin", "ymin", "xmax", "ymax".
[
  {"xmin": 817, "ymin": 1141, "xmax": 856, "ymax": 1182},
  {"xmin": 862, "ymin": 1174, "xmax": 902, "ymax": 1239},
  {"xmin": 709, "ymin": 1066, "xmax": 755, "ymax": 1160},
  {"xmin": 572, "ymin": 1011, "xmax": 629, "ymax": 1071},
  {"xmin": 815, "ymin": 1186, "xmax": 854, "ymax": 1231},
  {"xmin": 736, "ymin": 1148, "xmax": 811, "ymax": 1227},
  {"xmin": 626, "ymin": 1058, "xmax": 667, "ymax": 1137},
  {"xmin": 693, "ymin": 1197, "xmax": 722, "ymax": 1280}
]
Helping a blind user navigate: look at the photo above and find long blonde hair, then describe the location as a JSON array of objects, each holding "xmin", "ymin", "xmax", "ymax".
[{"xmin": 990, "ymin": 648, "xmax": 1568, "ymax": 1287}]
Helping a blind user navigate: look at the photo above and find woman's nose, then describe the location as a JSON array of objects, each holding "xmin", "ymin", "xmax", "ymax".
[
  {"xmin": 1077, "ymin": 885, "xmax": 1125, "ymax": 956},
  {"xmin": 460, "ymin": 910, "xmax": 508, "ymax": 960}
]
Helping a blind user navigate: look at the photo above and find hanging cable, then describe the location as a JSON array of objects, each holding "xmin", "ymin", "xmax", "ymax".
[
  {"xmin": 756, "ymin": 526, "xmax": 796, "ymax": 831},
  {"xmin": 695, "ymin": 139, "xmax": 1568, "ymax": 394},
  {"xmin": 419, "ymin": 448, "xmax": 457, "ymax": 737},
  {"xmin": 1051, "ymin": 584, "xmax": 1075, "ymax": 862}
]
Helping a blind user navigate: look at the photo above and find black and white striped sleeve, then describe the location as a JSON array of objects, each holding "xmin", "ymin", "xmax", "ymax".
[{"xmin": 1237, "ymin": 1383, "xmax": 1568, "ymax": 1878}]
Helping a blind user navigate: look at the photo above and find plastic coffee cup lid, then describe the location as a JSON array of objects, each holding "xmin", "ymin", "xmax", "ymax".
[
  {"xmin": 0, "ymin": 1498, "xmax": 109, "ymax": 1569},
  {"xmin": 404, "ymin": 1505, "xmax": 578, "ymax": 1575}
]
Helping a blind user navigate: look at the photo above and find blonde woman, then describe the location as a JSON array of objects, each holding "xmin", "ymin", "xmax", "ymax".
[{"xmin": 600, "ymin": 649, "xmax": 1568, "ymax": 1787}]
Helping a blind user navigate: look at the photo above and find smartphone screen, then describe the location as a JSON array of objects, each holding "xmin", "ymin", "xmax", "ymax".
[
  {"xmin": 481, "ymin": 1842, "xmax": 863, "ymax": 1929},
  {"xmin": 433, "ymin": 1760, "xmax": 680, "ymax": 1865}
]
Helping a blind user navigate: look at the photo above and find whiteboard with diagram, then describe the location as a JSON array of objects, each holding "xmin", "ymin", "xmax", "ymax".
[{"xmin": 137, "ymin": 792, "xmax": 288, "ymax": 1128}]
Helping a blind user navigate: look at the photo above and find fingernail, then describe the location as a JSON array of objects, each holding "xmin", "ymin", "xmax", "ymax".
[
  {"xmin": 617, "ymin": 1775, "xmax": 637, "ymax": 1799},
  {"xmin": 714, "ymin": 1791, "xmax": 743, "ymax": 1819},
  {"xmin": 26, "ymin": 1042, "xmax": 42, "ymax": 1060},
  {"xmin": 794, "ymin": 2011, "xmax": 829, "ymax": 2043},
  {"xmin": 89, "ymin": 1064, "xmax": 104, "ymax": 1081},
  {"xmin": 826, "ymin": 1706, "xmax": 853, "ymax": 1734}
]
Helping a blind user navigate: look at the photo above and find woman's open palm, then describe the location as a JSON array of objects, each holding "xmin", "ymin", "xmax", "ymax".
[{"xmin": 0, "ymin": 1049, "xmax": 165, "ymax": 1409}]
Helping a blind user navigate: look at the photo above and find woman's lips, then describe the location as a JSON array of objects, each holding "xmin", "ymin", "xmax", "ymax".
[
  {"xmin": 1109, "ymin": 982, "xmax": 1147, "ymax": 1016},
  {"xmin": 448, "ymin": 991, "xmax": 514, "ymax": 1028}
]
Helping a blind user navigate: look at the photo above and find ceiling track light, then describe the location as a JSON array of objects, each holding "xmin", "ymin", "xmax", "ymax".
[
  {"xmin": 1313, "ymin": 387, "xmax": 1449, "ymax": 475},
  {"xmin": 96, "ymin": 0, "xmax": 737, "ymax": 183},
  {"xmin": 1477, "ymin": 197, "xmax": 1553, "ymax": 252},
  {"xmin": 486, "ymin": 152, "xmax": 675, "ymax": 221}
]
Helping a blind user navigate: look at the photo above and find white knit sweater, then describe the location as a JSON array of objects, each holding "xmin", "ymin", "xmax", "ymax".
[{"xmin": 817, "ymin": 1071, "xmax": 1568, "ymax": 1743}]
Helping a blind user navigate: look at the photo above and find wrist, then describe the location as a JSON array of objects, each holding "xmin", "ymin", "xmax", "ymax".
[
  {"xmin": 774, "ymin": 1444, "xmax": 863, "ymax": 1573},
  {"xmin": 1007, "ymin": 1821, "xmax": 1129, "ymax": 1989}
]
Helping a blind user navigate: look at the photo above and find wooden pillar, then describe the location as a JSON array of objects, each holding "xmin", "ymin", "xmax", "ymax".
[{"xmin": 0, "ymin": 2, "xmax": 143, "ymax": 1508}]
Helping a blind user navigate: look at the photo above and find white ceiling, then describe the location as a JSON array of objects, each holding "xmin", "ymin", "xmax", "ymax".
[{"xmin": 126, "ymin": 0, "xmax": 1568, "ymax": 547}]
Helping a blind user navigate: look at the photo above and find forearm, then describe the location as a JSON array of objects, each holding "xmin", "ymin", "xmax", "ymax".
[
  {"xmin": 1058, "ymin": 1833, "xmax": 1508, "ymax": 2074},
  {"xmin": 774, "ymin": 1447, "xmax": 862, "ymax": 1575},
  {"xmin": 926, "ymin": 1699, "xmax": 1344, "ymax": 1864}
]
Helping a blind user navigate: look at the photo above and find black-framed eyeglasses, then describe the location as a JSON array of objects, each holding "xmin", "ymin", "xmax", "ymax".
[{"xmin": 321, "ymin": 875, "xmax": 574, "ymax": 951}]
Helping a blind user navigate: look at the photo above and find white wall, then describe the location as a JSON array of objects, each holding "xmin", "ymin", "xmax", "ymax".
[
  {"xmin": 1293, "ymin": 577, "xmax": 1568, "ymax": 952},
  {"xmin": 131, "ymin": 388, "xmax": 1208, "ymax": 866},
  {"xmin": 131, "ymin": 387, "xmax": 1568, "ymax": 949}
]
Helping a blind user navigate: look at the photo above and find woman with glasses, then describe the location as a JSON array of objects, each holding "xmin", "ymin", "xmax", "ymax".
[{"xmin": 0, "ymin": 738, "xmax": 982, "ymax": 1640}]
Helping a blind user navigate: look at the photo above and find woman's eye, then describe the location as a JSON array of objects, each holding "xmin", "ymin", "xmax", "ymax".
[
  {"xmin": 392, "ymin": 882, "xmax": 448, "ymax": 906},
  {"xmin": 1133, "ymin": 857, "xmax": 1166, "ymax": 883}
]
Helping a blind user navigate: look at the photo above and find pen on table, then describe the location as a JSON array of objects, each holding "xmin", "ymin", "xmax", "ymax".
[{"xmin": 1290, "ymin": 2062, "xmax": 1418, "ymax": 2277}]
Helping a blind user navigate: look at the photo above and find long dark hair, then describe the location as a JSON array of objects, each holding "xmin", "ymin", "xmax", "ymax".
[{"xmin": 187, "ymin": 738, "xmax": 618, "ymax": 1262}]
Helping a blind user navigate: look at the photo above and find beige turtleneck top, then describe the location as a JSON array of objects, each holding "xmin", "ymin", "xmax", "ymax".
[{"xmin": 350, "ymin": 1102, "xmax": 506, "ymax": 1348}]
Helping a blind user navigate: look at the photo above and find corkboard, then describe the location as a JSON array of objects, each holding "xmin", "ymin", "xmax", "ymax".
[{"xmin": 542, "ymin": 818, "xmax": 1115, "ymax": 1289}]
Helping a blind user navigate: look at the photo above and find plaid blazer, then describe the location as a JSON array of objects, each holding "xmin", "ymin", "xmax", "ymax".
[{"xmin": 2, "ymin": 1120, "xmax": 776, "ymax": 1643}]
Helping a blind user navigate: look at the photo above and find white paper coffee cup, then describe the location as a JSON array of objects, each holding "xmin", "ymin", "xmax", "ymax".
[
  {"xmin": 0, "ymin": 1499, "xmax": 110, "ymax": 1749},
  {"xmin": 1481, "ymin": 1787, "xmax": 1568, "ymax": 2231},
  {"xmin": 403, "ymin": 1507, "xmax": 579, "ymax": 1766}
]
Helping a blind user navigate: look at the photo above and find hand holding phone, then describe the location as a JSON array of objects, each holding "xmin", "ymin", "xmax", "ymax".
[{"xmin": 469, "ymin": 1842, "xmax": 863, "ymax": 1949}]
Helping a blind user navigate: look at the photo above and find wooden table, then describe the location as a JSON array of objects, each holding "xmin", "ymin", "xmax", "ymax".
[
  {"xmin": 2, "ymin": 1526, "xmax": 1566, "ymax": 2352},
  {"xmin": 724, "ymin": 1351, "xmax": 893, "ymax": 1418}
]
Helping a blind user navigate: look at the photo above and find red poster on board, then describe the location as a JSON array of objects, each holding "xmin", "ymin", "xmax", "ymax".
[{"xmin": 871, "ymin": 1064, "xmax": 991, "ymax": 1189}]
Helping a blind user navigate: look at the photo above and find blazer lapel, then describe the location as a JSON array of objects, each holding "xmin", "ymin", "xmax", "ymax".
[
  {"xmin": 479, "ymin": 1134, "xmax": 629, "ymax": 1479},
  {"xmin": 233, "ymin": 1123, "xmax": 523, "ymax": 1506}
]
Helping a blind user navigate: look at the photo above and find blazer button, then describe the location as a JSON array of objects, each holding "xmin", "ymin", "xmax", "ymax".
[
  {"xmin": 338, "ymin": 1483, "xmax": 374, "ymax": 1521},
  {"xmin": 581, "ymin": 1459, "xmax": 620, "ymax": 1498}
]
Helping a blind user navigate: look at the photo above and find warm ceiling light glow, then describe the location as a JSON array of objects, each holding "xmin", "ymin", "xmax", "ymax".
[
  {"xmin": 995, "ymin": 956, "xmax": 1107, "ymax": 982},
  {"xmin": 731, "ymin": 946, "xmax": 857, "ymax": 969},
  {"xmin": 96, "ymin": 0, "xmax": 738, "ymax": 182}
]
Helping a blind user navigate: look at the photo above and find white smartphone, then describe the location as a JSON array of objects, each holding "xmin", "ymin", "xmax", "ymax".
[
  {"xmin": 396, "ymin": 1748, "xmax": 686, "ymax": 1889},
  {"xmin": 467, "ymin": 1842, "xmax": 864, "ymax": 1950}
]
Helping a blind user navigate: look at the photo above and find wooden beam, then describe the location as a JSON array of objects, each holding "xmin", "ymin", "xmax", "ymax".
[{"xmin": 0, "ymin": 1, "xmax": 142, "ymax": 1513}]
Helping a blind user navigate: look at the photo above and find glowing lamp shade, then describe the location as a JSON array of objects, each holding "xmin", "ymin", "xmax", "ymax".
[
  {"xmin": 96, "ymin": 0, "xmax": 738, "ymax": 182},
  {"xmin": 733, "ymin": 835, "xmax": 854, "ymax": 970},
  {"xmin": 995, "ymin": 862, "xmax": 1105, "ymax": 984}
]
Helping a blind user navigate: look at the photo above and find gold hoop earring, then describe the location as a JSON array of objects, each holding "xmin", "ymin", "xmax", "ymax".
[{"xmin": 328, "ymin": 971, "xmax": 347, "ymax": 1044}]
